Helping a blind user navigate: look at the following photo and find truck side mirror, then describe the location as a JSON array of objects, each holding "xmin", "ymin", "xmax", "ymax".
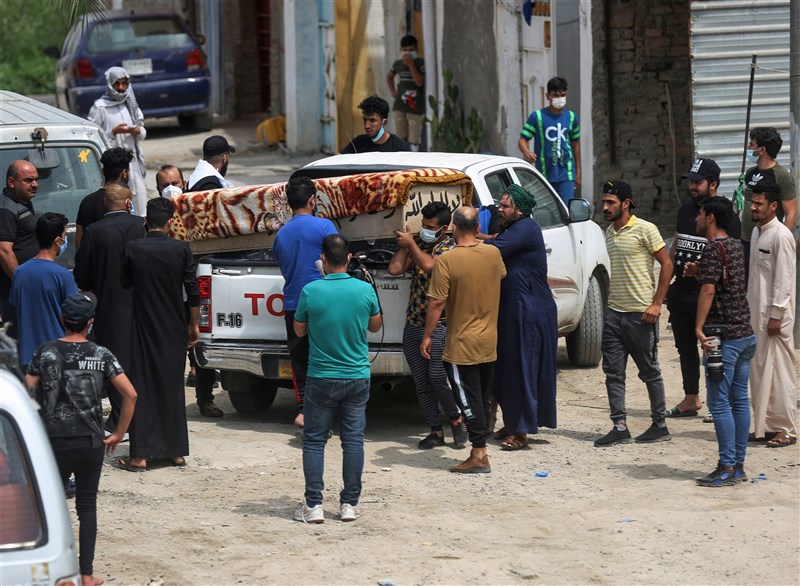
[{"xmin": 568, "ymin": 197, "xmax": 591, "ymax": 223}]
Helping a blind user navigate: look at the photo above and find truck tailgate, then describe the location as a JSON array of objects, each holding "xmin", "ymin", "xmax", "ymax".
[{"xmin": 202, "ymin": 259, "xmax": 411, "ymax": 345}]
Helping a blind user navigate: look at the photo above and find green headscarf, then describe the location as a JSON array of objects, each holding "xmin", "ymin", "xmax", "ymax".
[{"xmin": 506, "ymin": 184, "xmax": 537, "ymax": 217}]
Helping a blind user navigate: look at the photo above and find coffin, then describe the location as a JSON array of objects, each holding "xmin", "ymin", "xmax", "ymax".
[{"xmin": 170, "ymin": 168, "xmax": 473, "ymax": 254}]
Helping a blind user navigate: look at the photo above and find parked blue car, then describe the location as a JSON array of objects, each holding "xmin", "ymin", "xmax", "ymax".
[{"xmin": 45, "ymin": 9, "xmax": 212, "ymax": 130}]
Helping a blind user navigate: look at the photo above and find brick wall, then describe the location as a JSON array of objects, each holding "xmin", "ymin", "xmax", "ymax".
[{"xmin": 592, "ymin": 0, "xmax": 693, "ymax": 232}]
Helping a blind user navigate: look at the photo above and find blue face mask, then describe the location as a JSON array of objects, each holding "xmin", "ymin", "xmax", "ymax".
[
  {"xmin": 747, "ymin": 148, "xmax": 760, "ymax": 165},
  {"xmin": 58, "ymin": 234, "xmax": 68, "ymax": 256},
  {"xmin": 372, "ymin": 125, "xmax": 386, "ymax": 143}
]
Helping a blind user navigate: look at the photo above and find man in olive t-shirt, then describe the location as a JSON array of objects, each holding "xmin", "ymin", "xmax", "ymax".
[{"xmin": 422, "ymin": 207, "xmax": 506, "ymax": 474}]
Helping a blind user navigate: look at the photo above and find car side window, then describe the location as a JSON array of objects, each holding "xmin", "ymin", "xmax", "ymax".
[
  {"xmin": 484, "ymin": 170, "xmax": 512, "ymax": 204},
  {"xmin": 0, "ymin": 414, "xmax": 44, "ymax": 549},
  {"xmin": 514, "ymin": 168, "xmax": 565, "ymax": 229}
]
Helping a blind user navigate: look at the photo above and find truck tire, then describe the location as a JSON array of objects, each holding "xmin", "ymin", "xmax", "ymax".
[
  {"xmin": 221, "ymin": 372, "xmax": 278, "ymax": 414},
  {"xmin": 566, "ymin": 274, "xmax": 604, "ymax": 367}
]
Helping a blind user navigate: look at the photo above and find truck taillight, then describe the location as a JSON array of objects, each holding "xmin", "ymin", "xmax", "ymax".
[
  {"xmin": 75, "ymin": 58, "xmax": 93, "ymax": 79},
  {"xmin": 198, "ymin": 275, "xmax": 211, "ymax": 333},
  {"xmin": 186, "ymin": 49, "xmax": 205, "ymax": 72}
]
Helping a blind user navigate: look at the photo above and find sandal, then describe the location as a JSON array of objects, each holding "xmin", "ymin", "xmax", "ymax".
[
  {"xmin": 766, "ymin": 432, "xmax": 797, "ymax": 448},
  {"xmin": 666, "ymin": 406, "xmax": 698, "ymax": 418},
  {"xmin": 493, "ymin": 427, "xmax": 510, "ymax": 440},
  {"xmin": 500, "ymin": 435, "xmax": 529, "ymax": 451},
  {"xmin": 116, "ymin": 456, "xmax": 147, "ymax": 472}
]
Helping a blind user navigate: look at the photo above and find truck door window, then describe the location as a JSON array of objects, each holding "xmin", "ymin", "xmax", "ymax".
[
  {"xmin": 484, "ymin": 170, "xmax": 512, "ymax": 204},
  {"xmin": 514, "ymin": 168, "xmax": 565, "ymax": 228}
]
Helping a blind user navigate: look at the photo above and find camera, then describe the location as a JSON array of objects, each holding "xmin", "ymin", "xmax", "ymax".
[{"xmin": 703, "ymin": 324, "xmax": 728, "ymax": 384}]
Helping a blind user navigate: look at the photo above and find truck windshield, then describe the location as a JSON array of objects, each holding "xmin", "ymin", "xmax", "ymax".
[{"xmin": 0, "ymin": 145, "xmax": 103, "ymax": 269}]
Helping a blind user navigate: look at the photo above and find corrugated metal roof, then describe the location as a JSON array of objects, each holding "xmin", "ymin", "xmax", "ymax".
[{"xmin": 690, "ymin": 0, "xmax": 791, "ymax": 186}]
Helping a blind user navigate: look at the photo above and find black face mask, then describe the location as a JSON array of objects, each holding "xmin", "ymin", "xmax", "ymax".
[{"xmin": 220, "ymin": 161, "xmax": 228, "ymax": 177}]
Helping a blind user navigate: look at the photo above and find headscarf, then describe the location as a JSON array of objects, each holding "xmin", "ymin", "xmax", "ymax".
[
  {"xmin": 103, "ymin": 66, "xmax": 143, "ymax": 125},
  {"xmin": 506, "ymin": 184, "xmax": 537, "ymax": 217}
]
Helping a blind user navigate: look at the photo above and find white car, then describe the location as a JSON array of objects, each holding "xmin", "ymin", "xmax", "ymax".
[
  {"xmin": 0, "ymin": 344, "xmax": 80, "ymax": 585},
  {"xmin": 301, "ymin": 152, "xmax": 610, "ymax": 366}
]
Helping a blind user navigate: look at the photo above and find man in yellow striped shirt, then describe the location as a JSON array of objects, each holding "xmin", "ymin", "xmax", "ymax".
[{"xmin": 594, "ymin": 181, "xmax": 674, "ymax": 447}]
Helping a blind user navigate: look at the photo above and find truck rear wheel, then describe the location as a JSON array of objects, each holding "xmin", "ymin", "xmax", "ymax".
[
  {"xmin": 221, "ymin": 372, "xmax": 278, "ymax": 414},
  {"xmin": 566, "ymin": 274, "xmax": 604, "ymax": 367}
]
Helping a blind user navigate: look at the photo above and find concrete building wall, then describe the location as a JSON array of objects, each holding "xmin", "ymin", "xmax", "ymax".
[
  {"xmin": 591, "ymin": 0, "xmax": 693, "ymax": 230},
  {"xmin": 440, "ymin": 0, "xmax": 499, "ymax": 153}
]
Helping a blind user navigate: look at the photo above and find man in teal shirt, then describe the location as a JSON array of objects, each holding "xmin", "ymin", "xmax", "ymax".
[{"xmin": 293, "ymin": 234, "xmax": 382, "ymax": 524}]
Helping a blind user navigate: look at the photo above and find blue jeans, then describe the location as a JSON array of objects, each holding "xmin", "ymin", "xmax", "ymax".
[
  {"xmin": 302, "ymin": 377, "xmax": 370, "ymax": 507},
  {"xmin": 705, "ymin": 335, "xmax": 756, "ymax": 467},
  {"xmin": 549, "ymin": 180, "xmax": 575, "ymax": 205}
]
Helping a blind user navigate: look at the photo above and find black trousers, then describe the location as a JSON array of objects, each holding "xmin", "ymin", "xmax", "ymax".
[
  {"xmin": 666, "ymin": 287, "xmax": 700, "ymax": 396},
  {"xmin": 285, "ymin": 310, "xmax": 309, "ymax": 412},
  {"xmin": 50, "ymin": 435, "xmax": 104, "ymax": 576},
  {"xmin": 444, "ymin": 361, "xmax": 494, "ymax": 448}
]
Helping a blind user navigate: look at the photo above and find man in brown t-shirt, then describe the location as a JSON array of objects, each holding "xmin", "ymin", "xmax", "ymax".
[{"xmin": 422, "ymin": 207, "xmax": 506, "ymax": 473}]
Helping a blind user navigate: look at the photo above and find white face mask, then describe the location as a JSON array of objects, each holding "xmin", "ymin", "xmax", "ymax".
[
  {"xmin": 551, "ymin": 97, "xmax": 567, "ymax": 109},
  {"xmin": 419, "ymin": 227, "xmax": 441, "ymax": 243},
  {"xmin": 161, "ymin": 184, "xmax": 183, "ymax": 198}
]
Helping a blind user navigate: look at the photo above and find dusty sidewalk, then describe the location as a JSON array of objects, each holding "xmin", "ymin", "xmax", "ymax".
[{"xmin": 78, "ymin": 320, "xmax": 799, "ymax": 586}]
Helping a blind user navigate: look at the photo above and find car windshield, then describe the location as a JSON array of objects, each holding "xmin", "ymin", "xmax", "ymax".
[
  {"xmin": 0, "ymin": 412, "xmax": 45, "ymax": 550},
  {"xmin": 87, "ymin": 17, "xmax": 191, "ymax": 53}
]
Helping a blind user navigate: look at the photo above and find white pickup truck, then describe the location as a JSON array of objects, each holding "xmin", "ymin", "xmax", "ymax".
[{"xmin": 194, "ymin": 153, "xmax": 610, "ymax": 414}]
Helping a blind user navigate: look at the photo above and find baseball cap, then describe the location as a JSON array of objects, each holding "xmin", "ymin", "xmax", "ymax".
[
  {"xmin": 602, "ymin": 180, "xmax": 636, "ymax": 208},
  {"xmin": 745, "ymin": 167, "xmax": 781, "ymax": 194},
  {"xmin": 683, "ymin": 158, "xmax": 720, "ymax": 182},
  {"xmin": 202, "ymin": 135, "xmax": 236, "ymax": 158},
  {"xmin": 61, "ymin": 292, "xmax": 97, "ymax": 327}
]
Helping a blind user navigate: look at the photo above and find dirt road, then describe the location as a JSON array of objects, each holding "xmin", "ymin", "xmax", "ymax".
[{"xmin": 84, "ymin": 318, "xmax": 799, "ymax": 585}]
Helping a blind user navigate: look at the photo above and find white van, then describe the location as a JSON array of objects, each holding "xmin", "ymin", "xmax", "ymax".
[
  {"xmin": 0, "ymin": 334, "xmax": 80, "ymax": 585},
  {"xmin": 0, "ymin": 91, "xmax": 109, "ymax": 267}
]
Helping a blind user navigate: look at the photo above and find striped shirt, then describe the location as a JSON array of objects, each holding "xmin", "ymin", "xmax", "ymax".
[{"xmin": 605, "ymin": 215, "xmax": 665, "ymax": 312}]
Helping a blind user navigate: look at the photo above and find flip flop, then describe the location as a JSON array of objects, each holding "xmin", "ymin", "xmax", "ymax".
[
  {"xmin": 666, "ymin": 406, "xmax": 698, "ymax": 418},
  {"xmin": 116, "ymin": 457, "xmax": 147, "ymax": 472},
  {"xmin": 500, "ymin": 435, "xmax": 529, "ymax": 451}
]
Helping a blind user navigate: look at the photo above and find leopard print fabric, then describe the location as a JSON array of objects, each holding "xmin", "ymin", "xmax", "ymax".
[{"xmin": 170, "ymin": 168, "xmax": 472, "ymax": 242}]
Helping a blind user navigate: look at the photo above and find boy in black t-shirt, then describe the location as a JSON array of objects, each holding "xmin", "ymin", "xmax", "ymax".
[{"xmin": 26, "ymin": 293, "xmax": 137, "ymax": 586}]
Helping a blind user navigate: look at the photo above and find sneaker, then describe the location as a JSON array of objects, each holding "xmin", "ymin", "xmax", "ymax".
[
  {"xmin": 696, "ymin": 463, "xmax": 738, "ymax": 487},
  {"xmin": 734, "ymin": 463, "xmax": 748, "ymax": 483},
  {"xmin": 450, "ymin": 422, "xmax": 468, "ymax": 448},
  {"xmin": 634, "ymin": 423, "xmax": 671, "ymax": 443},
  {"xmin": 449, "ymin": 453, "xmax": 491, "ymax": 474},
  {"xmin": 293, "ymin": 504, "xmax": 324, "ymax": 524},
  {"xmin": 594, "ymin": 427, "xmax": 632, "ymax": 447},
  {"xmin": 418, "ymin": 432, "xmax": 446, "ymax": 450},
  {"xmin": 339, "ymin": 503, "xmax": 359, "ymax": 522}
]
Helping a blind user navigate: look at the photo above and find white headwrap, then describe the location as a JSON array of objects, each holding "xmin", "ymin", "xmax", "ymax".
[{"xmin": 102, "ymin": 66, "xmax": 143, "ymax": 125}]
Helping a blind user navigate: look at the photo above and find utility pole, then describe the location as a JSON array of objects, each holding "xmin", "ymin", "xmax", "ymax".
[{"xmin": 791, "ymin": 0, "xmax": 799, "ymax": 348}]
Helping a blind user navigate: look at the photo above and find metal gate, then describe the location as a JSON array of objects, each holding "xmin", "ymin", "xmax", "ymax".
[{"xmin": 690, "ymin": 0, "xmax": 792, "ymax": 184}]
